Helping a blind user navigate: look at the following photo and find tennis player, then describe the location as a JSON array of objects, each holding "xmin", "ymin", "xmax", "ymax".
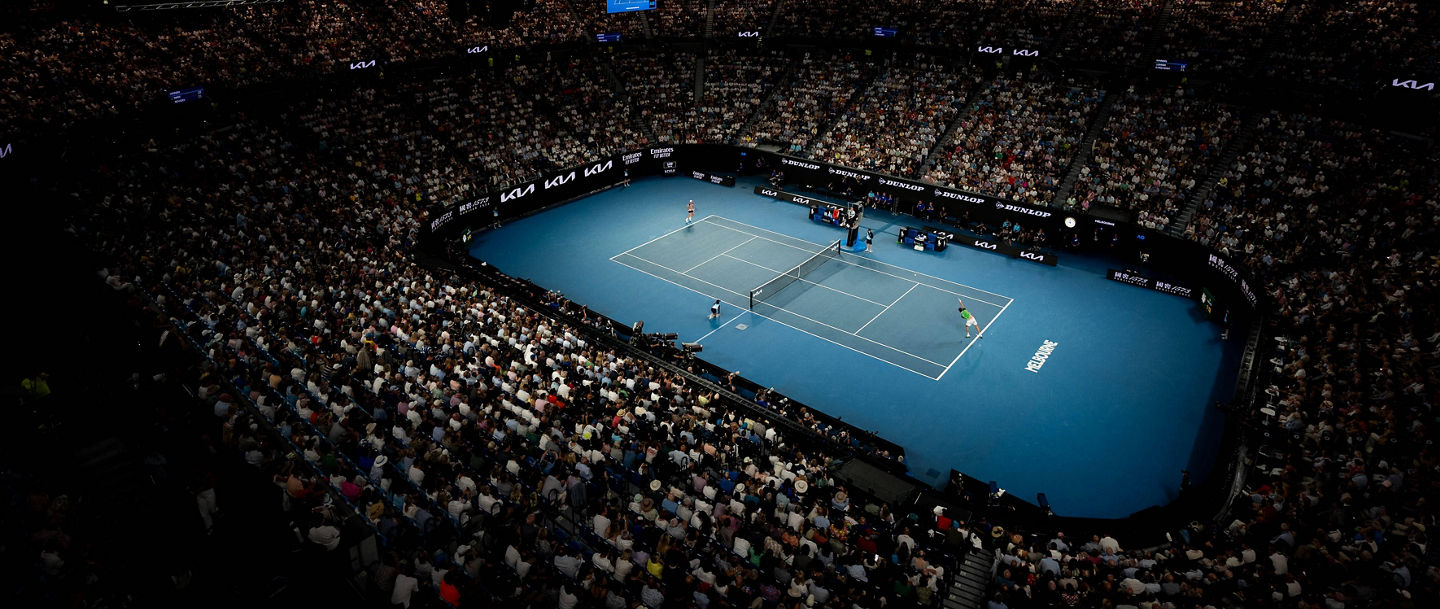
[
  {"xmin": 958, "ymin": 298, "xmax": 981, "ymax": 338},
  {"xmin": 709, "ymin": 299, "xmax": 721, "ymax": 320},
  {"xmin": 686, "ymin": 200, "xmax": 695, "ymax": 224}
]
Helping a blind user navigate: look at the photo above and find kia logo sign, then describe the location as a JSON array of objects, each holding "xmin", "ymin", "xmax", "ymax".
[
  {"xmin": 973, "ymin": 240, "xmax": 997, "ymax": 250},
  {"xmin": 583, "ymin": 160, "xmax": 613, "ymax": 176},
  {"xmin": 1013, "ymin": 49, "xmax": 1039, "ymax": 57},
  {"xmin": 465, "ymin": 45, "xmax": 489, "ymax": 54},
  {"xmin": 543, "ymin": 171, "xmax": 575, "ymax": 189},
  {"xmin": 760, "ymin": 189, "xmax": 778, "ymax": 197},
  {"xmin": 0, "ymin": 142, "xmax": 10, "ymax": 159},
  {"xmin": 349, "ymin": 60, "xmax": 377, "ymax": 70},
  {"xmin": 1392, "ymin": 79, "xmax": 1435, "ymax": 91},
  {"xmin": 978, "ymin": 46, "xmax": 1003, "ymax": 54},
  {"xmin": 737, "ymin": 31, "xmax": 759, "ymax": 37},
  {"xmin": 501, "ymin": 183, "xmax": 535, "ymax": 202}
]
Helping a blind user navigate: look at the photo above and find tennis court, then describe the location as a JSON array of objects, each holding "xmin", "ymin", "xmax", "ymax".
[
  {"xmin": 611, "ymin": 216, "xmax": 1012, "ymax": 379},
  {"xmin": 469, "ymin": 175, "xmax": 1236, "ymax": 518}
]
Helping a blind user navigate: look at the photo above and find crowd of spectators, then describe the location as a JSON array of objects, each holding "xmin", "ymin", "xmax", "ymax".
[
  {"xmin": 965, "ymin": 0, "xmax": 1077, "ymax": 53},
  {"xmin": 984, "ymin": 113, "xmax": 1440, "ymax": 609},
  {"xmin": 1155, "ymin": 0, "xmax": 1287, "ymax": 75},
  {"xmin": 296, "ymin": 87, "xmax": 484, "ymax": 209},
  {"xmin": 807, "ymin": 57, "xmax": 978, "ymax": 177},
  {"xmin": 60, "ymin": 72, "xmax": 1440, "ymax": 609},
  {"xmin": 747, "ymin": 52, "xmax": 878, "ymax": 153},
  {"xmin": 925, "ymin": 73, "xmax": 1103, "ymax": 206},
  {"xmin": 1068, "ymin": 84, "xmax": 1239, "ymax": 229},
  {"xmin": 1261, "ymin": 0, "xmax": 1439, "ymax": 92},
  {"xmin": 413, "ymin": 73, "xmax": 551, "ymax": 190},
  {"xmin": 1185, "ymin": 112, "xmax": 1388, "ymax": 261},
  {"xmin": 770, "ymin": 0, "xmax": 869, "ymax": 40},
  {"xmin": 2, "ymin": 0, "xmax": 1431, "ymax": 150},
  {"xmin": 398, "ymin": 65, "xmax": 606, "ymax": 191},
  {"xmin": 710, "ymin": 0, "xmax": 776, "ymax": 35},
  {"xmin": 770, "ymin": 0, "xmax": 1074, "ymax": 50},
  {"xmin": 960, "ymin": 101, "xmax": 1440, "ymax": 609},
  {"xmin": 515, "ymin": 55, "xmax": 647, "ymax": 154},
  {"xmin": 1058, "ymin": 0, "xmax": 1158, "ymax": 67},
  {"xmin": 611, "ymin": 50, "xmax": 700, "ymax": 145},
  {"xmin": 63, "ymin": 100, "xmax": 985, "ymax": 608},
  {"xmin": 694, "ymin": 49, "xmax": 787, "ymax": 145},
  {"xmin": 651, "ymin": 0, "xmax": 709, "ymax": 37}
]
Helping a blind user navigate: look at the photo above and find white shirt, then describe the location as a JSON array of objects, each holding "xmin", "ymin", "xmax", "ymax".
[
  {"xmin": 391, "ymin": 573, "xmax": 419, "ymax": 608},
  {"xmin": 308, "ymin": 525, "xmax": 341, "ymax": 551}
]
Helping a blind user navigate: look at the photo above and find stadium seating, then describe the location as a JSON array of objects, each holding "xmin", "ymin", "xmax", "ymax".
[{"xmin": 9, "ymin": 2, "xmax": 1439, "ymax": 607}]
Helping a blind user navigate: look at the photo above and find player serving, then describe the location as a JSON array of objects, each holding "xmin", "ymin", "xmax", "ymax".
[
  {"xmin": 686, "ymin": 199, "xmax": 696, "ymax": 224},
  {"xmin": 958, "ymin": 298, "xmax": 981, "ymax": 339}
]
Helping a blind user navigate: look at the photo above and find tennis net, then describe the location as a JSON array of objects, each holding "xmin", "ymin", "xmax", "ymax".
[{"xmin": 749, "ymin": 239, "xmax": 842, "ymax": 309}]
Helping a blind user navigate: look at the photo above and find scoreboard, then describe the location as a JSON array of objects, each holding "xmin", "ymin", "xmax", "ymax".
[{"xmin": 606, "ymin": 0, "xmax": 656, "ymax": 12}]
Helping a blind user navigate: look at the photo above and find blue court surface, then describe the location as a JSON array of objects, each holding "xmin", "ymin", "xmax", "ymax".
[{"xmin": 469, "ymin": 176, "xmax": 1237, "ymax": 518}]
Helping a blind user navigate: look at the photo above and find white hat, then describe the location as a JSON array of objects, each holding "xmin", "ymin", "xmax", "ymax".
[
  {"xmin": 374, "ymin": 455, "xmax": 389, "ymax": 467},
  {"xmin": 650, "ymin": 480, "xmax": 662, "ymax": 492},
  {"xmin": 794, "ymin": 479, "xmax": 809, "ymax": 493}
]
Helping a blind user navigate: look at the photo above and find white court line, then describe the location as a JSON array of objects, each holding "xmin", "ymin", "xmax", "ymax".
[
  {"xmin": 936, "ymin": 298, "xmax": 1012, "ymax": 381},
  {"xmin": 702, "ymin": 215, "xmax": 1014, "ymax": 299},
  {"xmin": 684, "ymin": 236, "xmax": 757, "ymax": 273},
  {"xmin": 614, "ymin": 214, "xmax": 720, "ymax": 258},
  {"xmin": 622, "ymin": 252, "xmax": 949, "ymax": 367},
  {"xmin": 857, "ymin": 283, "xmax": 919, "ymax": 333},
  {"xmin": 610, "ymin": 254, "xmax": 944, "ymax": 379},
  {"xmin": 695, "ymin": 311, "xmax": 746, "ymax": 344},
  {"xmin": 700, "ymin": 216, "xmax": 1013, "ymax": 305},
  {"xmin": 719, "ymin": 254, "xmax": 892, "ymax": 308}
]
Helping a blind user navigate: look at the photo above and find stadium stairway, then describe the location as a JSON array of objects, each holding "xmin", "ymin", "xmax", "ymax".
[
  {"xmin": 733, "ymin": 55, "xmax": 799, "ymax": 145},
  {"xmin": 405, "ymin": 77, "xmax": 493, "ymax": 194},
  {"xmin": 695, "ymin": 52, "xmax": 706, "ymax": 101},
  {"xmin": 704, "ymin": 0, "xmax": 716, "ymax": 38},
  {"xmin": 764, "ymin": 0, "xmax": 787, "ymax": 37},
  {"xmin": 920, "ymin": 76, "xmax": 986, "ymax": 174},
  {"xmin": 1139, "ymin": 0, "xmax": 1179, "ymax": 62},
  {"xmin": 639, "ymin": 10, "xmax": 655, "ymax": 38},
  {"xmin": 1051, "ymin": 0, "xmax": 1095, "ymax": 50},
  {"xmin": 1167, "ymin": 109, "xmax": 1263, "ymax": 237},
  {"xmin": 1049, "ymin": 87, "xmax": 1118, "ymax": 207},
  {"xmin": 943, "ymin": 548, "xmax": 996, "ymax": 609},
  {"xmin": 804, "ymin": 61, "xmax": 883, "ymax": 155}
]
